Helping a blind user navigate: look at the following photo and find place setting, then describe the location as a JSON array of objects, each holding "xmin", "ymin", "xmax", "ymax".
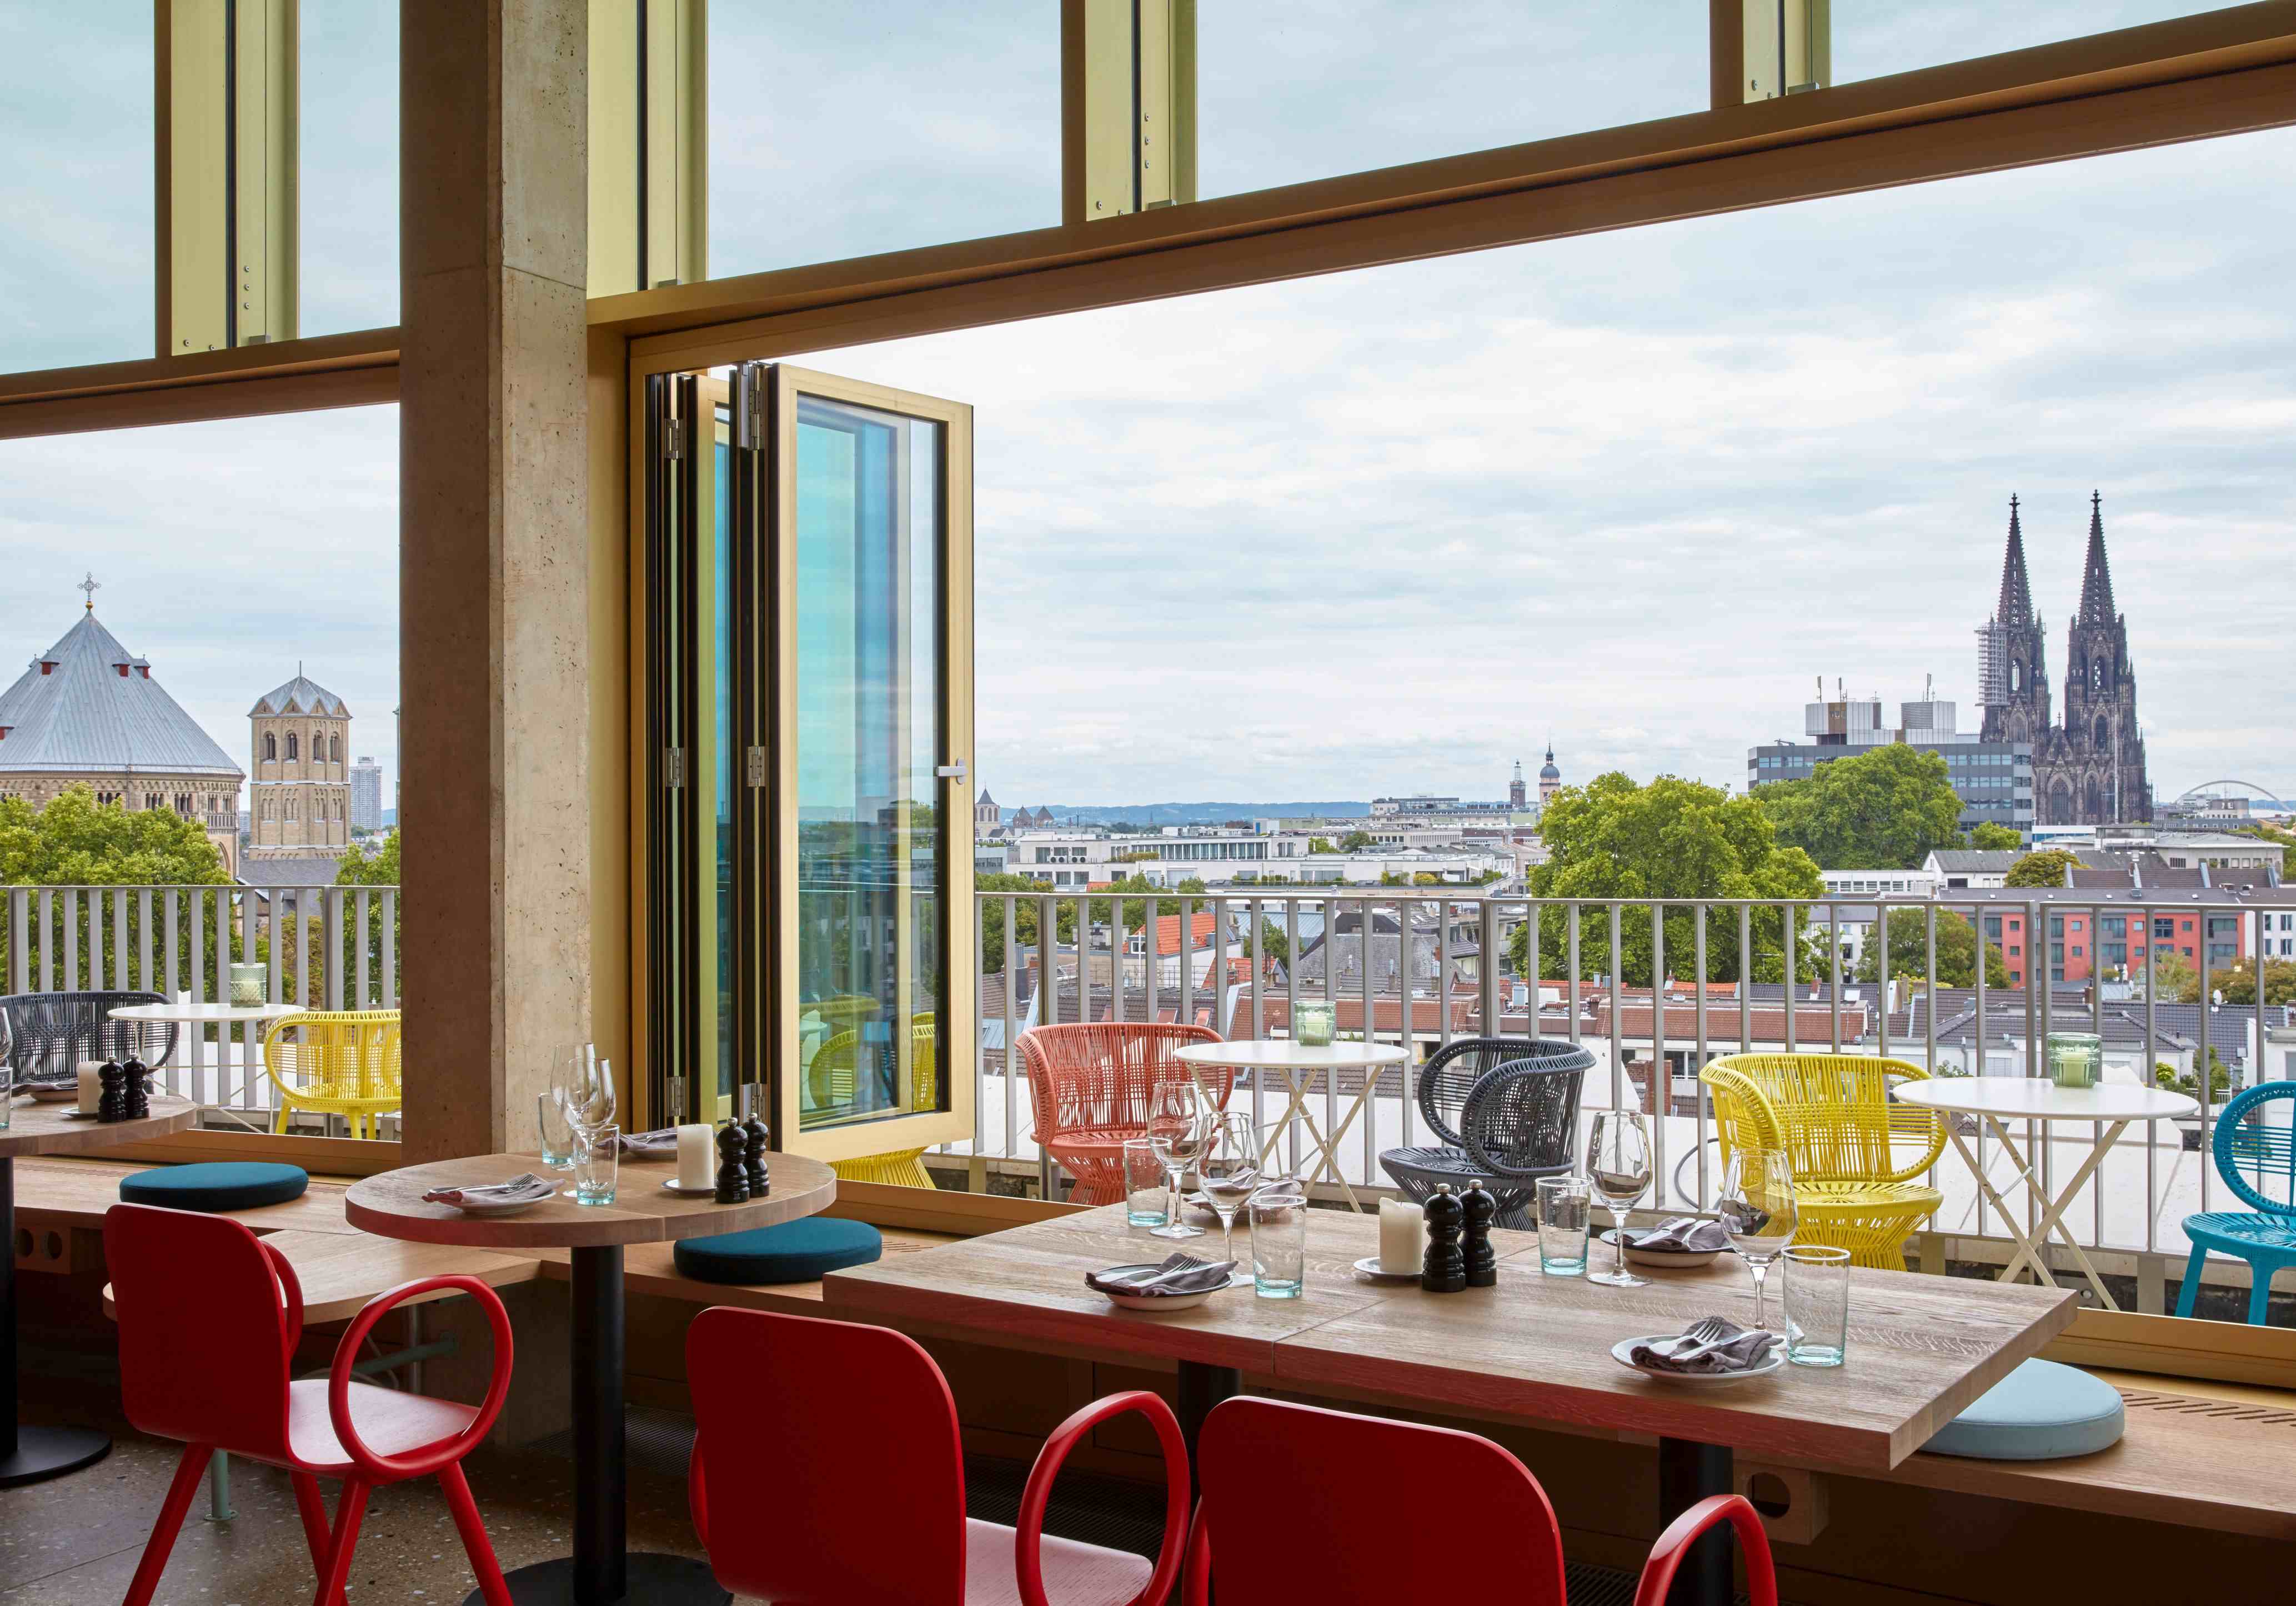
[{"xmin": 1096, "ymin": 1104, "xmax": 1307, "ymax": 1308}]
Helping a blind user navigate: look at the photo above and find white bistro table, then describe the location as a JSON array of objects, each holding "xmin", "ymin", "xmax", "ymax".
[
  {"xmin": 1894, "ymin": 1077, "xmax": 2198, "ymax": 1310},
  {"xmin": 107, "ymin": 1000, "xmax": 305, "ymax": 1117},
  {"xmin": 1176, "ymin": 1039, "xmax": 1410, "ymax": 1212}
]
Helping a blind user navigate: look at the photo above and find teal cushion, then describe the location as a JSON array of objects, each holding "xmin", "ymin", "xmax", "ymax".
[
  {"xmin": 673, "ymin": 1219, "xmax": 883, "ymax": 1285},
  {"xmin": 1924, "ymin": 1359, "xmax": 2124, "ymax": 1460},
  {"xmin": 118, "ymin": 1162, "xmax": 309, "ymax": 1213}
]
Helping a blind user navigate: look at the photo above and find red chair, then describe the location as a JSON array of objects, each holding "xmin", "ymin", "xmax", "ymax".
[
  {"xmin": 1182, "ymin": 1398, "xmax": 1777, "ymax": 1606},
  {"xmin": 1018, "ymin": 1023, "xmax": 1230, "ymax": 1205},
  {"xmin": 688, "ymin": 1306, "xmax": 1189, "ymax": 1605},
  {"xmin": 103, "ymin": 1204, "xmax": 517, "ymax": 1606}
]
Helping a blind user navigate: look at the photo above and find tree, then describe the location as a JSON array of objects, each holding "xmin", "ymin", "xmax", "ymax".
[
  {"xmin": 1854, "ymin": 908, "xmax": 2008, "ymax": 988},
  {"xmin": 976, "ymin": 872, "xmax": 1075, "ymax": 976},
  {"xmin": 0, "ymin": 784, "xmax": 228, "ymax": 886},
  {"xmin": 334, "ymin": 829, "xmax": 403, "ymax": 1002},
  {"xmin": 1968, "ymin": 822, "xmax": 2023, "ymax": 851},
  {"xmin": 1337, "ymin": 829, "xmax": 1376, "ymax": 853},
  {"xmin": 2005, "ymin": 848, "xmax": 2082, "ymax": 887},
  {"xmin": 2214, "ymin": 957, "xmax": 2296, "ymax": 1007},
  {"xmin": 2147, "ymin": 951, "xmax": 2199, "ymax": 1004},
  {"xmin": 1759, "ymin": 745, "xmax": 1967, "ymax": 870},
  {"xmin": 1504, "ymin": 773, "xmax": 1824, "ymax": 985},
  {"xmin": 2158, "ymin": 1048, "xmax": 2231, "ymax": 1104},
  {"xmin": 1307, "ymin": 837, "xmax": 1337, "ymax": 855}
]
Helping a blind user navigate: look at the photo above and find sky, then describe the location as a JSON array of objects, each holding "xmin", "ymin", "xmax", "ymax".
[{"xmin": 2, "ymin": 4, "xmax": 2288, "ymax": 812}]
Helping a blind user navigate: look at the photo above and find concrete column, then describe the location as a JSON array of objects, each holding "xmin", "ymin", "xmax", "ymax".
[{"xmin": 399, "ymin": 0, "xmax": 590, "ymax": 1161}]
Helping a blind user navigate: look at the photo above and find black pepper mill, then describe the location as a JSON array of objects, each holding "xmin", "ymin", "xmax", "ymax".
[
  {"xmin": 1462, "ymin": 1178, "xmax": 1498, "ymax": 1287},
  {"xmin": 740, "ymin": 1083, "xmax": 770, "ymax": 1197},
  {"xmin": 97, "ymin": 1058, "xmax": 128, "ymax": 1123},
  {"xmin": 713, "ymin": 1122, "xmax": 750, "ymax": 1204},
  {"xmin": 122, "ymin": 1054, "xmax": 152, "ymax": 1122},
  {"xmin": 1421, "ymin": 1183, "xmax": 1467, "ymax": 1293}
]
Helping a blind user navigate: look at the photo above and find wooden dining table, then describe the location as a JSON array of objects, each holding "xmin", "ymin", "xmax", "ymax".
[{"xmin": 824, "ymin": 1203, "xmax": 2076, "ymax": 1606}]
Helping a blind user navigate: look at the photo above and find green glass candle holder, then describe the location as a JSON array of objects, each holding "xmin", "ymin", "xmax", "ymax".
[
  {"xmin": 2047, "ymin": 1031, "xmax": 2102, "ymax": 1089},
  {"xmin": 1295, "ymin": 1000, "xmax": 1336, "ymax": 1046}
]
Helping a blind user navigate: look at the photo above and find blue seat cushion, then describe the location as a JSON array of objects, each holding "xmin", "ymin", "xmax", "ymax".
[
  {"xmin": 118, "ymin": 1162, "xmax": 309, "ymax": 1213},
  {"xmin": 1924, "ymin": 1359, "xmax": 2124, "ymax": 1460},
  {"xmin": 673, "ymin": 1219, "xmax": 883, "ymax": 1285}
]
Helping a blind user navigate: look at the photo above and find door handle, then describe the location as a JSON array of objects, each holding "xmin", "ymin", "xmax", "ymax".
[{"xmin": 935, "ymin": 762, "xmax": 969, "ymax": 780}]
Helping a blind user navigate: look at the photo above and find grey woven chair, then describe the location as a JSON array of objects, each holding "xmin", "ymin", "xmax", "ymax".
[
  {"xmin": 0, "ymin": 990, "xmax": 178, "ymax": 1085},
  {"xmin": 1379, "ymin": 1037, "xmax": 1591, "ymax": 1229}
]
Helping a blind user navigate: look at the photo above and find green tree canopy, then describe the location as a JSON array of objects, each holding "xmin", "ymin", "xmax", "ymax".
[
  {"xmin": 2147, "ymin": 951, "xmax": 2199, "ymax": 1003},
  {"xmin": 2005, "ymin": 848, "xmax": 2082, "ymax": 887},
  {"xmin": 0, "ymin": 785, "xmax": 229, "ymax": 886},
  {"xmin": 1337, "ymin": 829, "xmax": 1376, "ymax": 853},
  {"xmin": 976, "ymin": 873, "xmax": 1075, "ymax": 976},
  {"xmin": 1505, "ymin": 773, "xmax": 1824, "ymax": 985},
  {"xmin": 1853, "ymin": 907, "xmax": 2008, "ymax": 989},
  {"xmin": 2214, "ymin": 957, "xmax": 2296, "ymax": 1007},
  {"xmin": 1758, "ymin": 745, "xmax": 1967, "ymax": 870},
  {"xmin": 1967, "ymin": 822, "xmax": 2023, "ymax": 851},
  {"xmin": 1307, "ymin": 836, "xmax": 1337, "ymax": 854}
]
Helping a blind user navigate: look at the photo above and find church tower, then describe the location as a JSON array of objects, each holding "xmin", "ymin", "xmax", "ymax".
[
  {"xmin": 1978, "ymin": 496, "xmax": 2051, "ymax": 746},
  {"xmin": 2059, "ymin": 493, "xmax": 2149, "ymax": 823},
  {"xmin": 1509, "ymin": 761, "xmax": 1527, "ymax": 809},
  {"xmin": 1538, "ymin": 746, "xmax": 1561, "ymax": 804}
]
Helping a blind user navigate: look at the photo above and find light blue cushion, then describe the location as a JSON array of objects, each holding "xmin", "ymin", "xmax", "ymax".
[
  {"xmin": 118, "ymin": 1162, "xmax": 309, "ymax": 1213},
  {"xmin": 1924, "ymin": 1358, "xmax": 2124, "ymax": 1460},
  {"xmin": 673, "ymin": 1218, "xmax": 883, "ymax": 1285}
]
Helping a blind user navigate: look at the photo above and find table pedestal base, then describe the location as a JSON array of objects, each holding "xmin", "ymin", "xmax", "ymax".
[
  {"xmin": 0, "ymin": 1423, "xmax": 111, "ymax": 1488},
  {"xmin": 1657, "ymin": 1437, "xmax": 1733, "ymax": 1606},
  {"xmin": 470, "ymin": 1552, "xmax": 728, "ymax": 1606}
]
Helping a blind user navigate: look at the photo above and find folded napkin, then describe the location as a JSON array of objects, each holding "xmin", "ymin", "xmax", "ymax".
[
  {"xmin": 1084, "ymin": 1253, "xmax": 1237, "ymax": 1298},
  {"xmin": 1624, "ymin": 1217, "xmax": 1732, "ymax": 1254},
  {"xmin": 616, "ymin": 1128, "xmax": 681, "ymax": 1155},
  {"xmin": 422, "ymin": 1172, "xmax": 558, "ymax": 1208},
  {"xmin": 1629, "ymin": 1318, "xmax": 1781, "ymax": 1375}
]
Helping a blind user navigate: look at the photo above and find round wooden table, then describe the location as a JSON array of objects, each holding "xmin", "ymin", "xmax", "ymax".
[
  {"xmin": 1176, "ymin": 1039, "xmax": 1411, "ymax": 1212},
  {"xmin": 348, "ymin": 1149, "xmax": 836, "ymax": 1606},
  {"xmin": 1, "ymin": 1094, "xmax": 197, "ymax": 1487}
]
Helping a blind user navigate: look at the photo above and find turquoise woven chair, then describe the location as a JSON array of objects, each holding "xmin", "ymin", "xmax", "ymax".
[{"xmin": 2177, "ymin": 1082, "xmax": 2296, "ymax": 1325}]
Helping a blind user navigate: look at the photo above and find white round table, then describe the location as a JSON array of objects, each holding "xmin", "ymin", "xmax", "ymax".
[
  {"xmin": 107, "ymin": 1001, "xmax": 308, "ymax": 1025},
  {"xmin": 1176, "ymin": 1039, "xmax": 1410, "ymax": 1212},
  {"xmin": 1894, "ymin": 1077, "xmax": 2197, "ymax": 1309}
]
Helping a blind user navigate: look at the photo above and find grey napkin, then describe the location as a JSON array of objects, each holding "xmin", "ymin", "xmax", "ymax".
[
  {"xmin": 1629, "ymin": 1318, "xmax": 1781, "ymax": 1374},
  {"xmin": 1625, "ymin": 1217, "xmax": 1732, "ymax": 1254},
  {"xmin": 617, "ymin": 1128, "xmax": 681, "ymax": 1155},
  {"xmin": 423, "ymin": 1172, "xmax": 558, "ymax": 1207},
  {"xmin": 1085, "ymin": 1253, "xmax": 1237, "ymax": 1298}
]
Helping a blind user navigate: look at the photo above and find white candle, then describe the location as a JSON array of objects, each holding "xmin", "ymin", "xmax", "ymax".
[
  {"xmin": 676, "ymin": 1123, "xmax": 714, "ymax": 1190},
  {"xmin": 77, "ymin": 1062, "xmax": 105, "ymax": 1113},
  {"xmin": 1379, "ymin": 1197, "xmax": 1426, "ymax": 1274}
]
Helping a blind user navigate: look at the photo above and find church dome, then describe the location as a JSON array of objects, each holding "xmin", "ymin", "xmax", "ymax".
[{"xmin": 1539, "ymin": 747, "xmax": 1560, "ymax": 781}]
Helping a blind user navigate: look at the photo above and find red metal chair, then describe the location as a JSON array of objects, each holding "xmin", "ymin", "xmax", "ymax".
[
  {"xmin": 103, "ymin": 1204, "xmax": 517, "ymax": 1606},
  {"xmin": 1017, "ymin": 1022, "xmax": 1230, "ymax": 1205},
  {"xmin": 1181, "ymin": 1398, "xmax": 1777, "ymax": 1606},
  {"xmin": 688, "ymin": 1305, "xmax": 1189, "ymax": 1605}
]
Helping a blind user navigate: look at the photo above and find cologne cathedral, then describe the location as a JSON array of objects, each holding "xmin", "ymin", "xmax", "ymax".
[{"xmin": 1977, "ymin": 493, "xmax": 2152, "ymax": 825}]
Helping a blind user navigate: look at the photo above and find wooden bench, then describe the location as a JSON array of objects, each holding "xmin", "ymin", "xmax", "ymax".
[{"xmin": 13, "ymin": 1155, "xmax": 365, "ymax": 1236}]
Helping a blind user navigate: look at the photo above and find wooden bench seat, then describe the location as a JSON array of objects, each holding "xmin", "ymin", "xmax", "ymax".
[
  {"xmin": 100, "ymin": 1228, "xmax": 543, "ymax": 1324},
  {"xmin": 13, "ymin": 1155, "xmax": 363, "ymax": 1235},
  {"xmin": 525, "ymin": 1226, "xmax": 959, "ymax": 1312}
]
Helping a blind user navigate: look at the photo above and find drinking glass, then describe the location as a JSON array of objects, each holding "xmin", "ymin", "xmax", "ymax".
[
  {"xmin": 1783, "ymin": 1244, "xmax": 1851, "ymax": 1367},
  {"xmin": 1247, "ymin": 1188, "xmax": 1308, "ymax": 1298},
  {"xmin": 1146, "ymin": 1112, "xmax": 1209, "ymax": 1240},
  {"xmin": 1717, "ymin": 1150, "xmax": 1801, "ymax": 1329},
  {"xmin": 536, "ymin": 1089, "xmax": 573, "ymax": 1169},
  {"xmin": 559, "ymin": 1044, "xmax": 617, "ymax": 1138},
  {"xmin": 1196, "ymin": 1112, "xmax": 1262, "ymax": 1264},
  {"xmin": 1124, "ymin": 1138, "xmax": 1168, "ymax": 1228},
  {"xmin": 1535, "ymin": 1174, "xmax": 1591, "ymax": 1276},
  {"xmin": 1585, "ymin": 1110, "xmax": 1652, "ymax": 1288},
  {"xmin": 572, "ymin": 1122, "xmax": 620, "ymax": 1205}
]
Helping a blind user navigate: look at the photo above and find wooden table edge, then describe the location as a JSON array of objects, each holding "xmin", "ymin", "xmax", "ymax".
[{"xmin": 344, "ymin": 1157, "xmax": 836, "ymax": 1249}]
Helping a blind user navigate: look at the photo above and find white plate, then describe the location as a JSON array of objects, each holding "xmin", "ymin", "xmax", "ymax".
[
  {"xmin": 56, "ymin": 1107, "xmax": 103, "ymax": 1121},
  {"xmin": 1611, "ymin": 1334, "xmax": 1786, "ymax": 1385},
  {"xmin": 27, "ymin": 1084, "xmax": 78, "ymax": 1103},
  {"xmin": 1352, "ymin": 1255, "xmax": 1421, "ymax": 1283},
  {"xmin": 660, "ymin": 1179, "xmax": 718, "ymax": 1197},
  {"xmin": 1096, "ymin": 1264, "xmax": 1247, "ymax": 1311},
  {"xmin": 1599, "ymin": 1231, "xmax": 1723, "ymax": 1270}
]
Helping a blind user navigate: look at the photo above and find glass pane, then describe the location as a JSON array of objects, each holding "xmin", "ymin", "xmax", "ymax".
[
  {"xmin": 794, "ymin": 396, "xmax": 946, "ymax": 1132},
  {"xmin": 709, "ymin": 3, "xmax": 1057, "ymax": 277},
  {"xmin": 1197, "ymin": 2, "xmax": 1708, "ymax": 203},
  {"xmin": 1832, "ymin": 4, "xmax": 2214, "ymax": 85},
  {"xmin": 714, "ymin": 407, "xmax": 734, "ymax": 1106},
  {"xmin": 0, "ymin": 9, "xmax": 154, "ymax": 372},
  {"xmin": 300, "ymin": 1, "xmax": 400, "ymax": 337}
]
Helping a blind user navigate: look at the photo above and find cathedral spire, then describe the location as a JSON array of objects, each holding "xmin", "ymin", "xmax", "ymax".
[
  {"xmin": 2077, "ymin": 489, "xmax": 2117, "ymax": 624},
  {"xmin": 1992, "ymin": 494, "xmax": 2034, "ymax": 626}
]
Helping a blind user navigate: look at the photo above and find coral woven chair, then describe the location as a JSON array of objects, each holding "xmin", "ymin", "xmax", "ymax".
[
  {"xmin": 833, "ymin": 1018, "xmax": 943, "ymax": 1189},
  {"xmin": 262, "ymin": 1009, "xmax": 402, "ymax": 1138},
  {"xmin": 1700, "ymin": 1053, "xmax": 1947, "ymax": 1269},
  {"xmin": 2179, "ymin": 1081, "xmax": 2296, "ymax": 1324},
  {"xmin": 1018, "ymin": 1022, "xmax": 1229, "ymax": 1205},
  {"xmin": 104, "ymin": 1204, "xmax": 517, "ymax": 1606},
  {"xmin": 1182, "ymin": 1397, "xmax": 1775, "ymax": 1606},
  {"xmin": 688, "ymin": 1306, "xmax": 1187, "ymax": 1605}
]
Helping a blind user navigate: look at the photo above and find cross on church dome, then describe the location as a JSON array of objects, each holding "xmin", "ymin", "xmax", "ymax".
[{"xmin": 77, "ymin": 572, "xmax": 99, "ymax": 611}]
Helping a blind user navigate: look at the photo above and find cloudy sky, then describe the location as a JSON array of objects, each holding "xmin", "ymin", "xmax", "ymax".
[{"xmin": 3, "ymin": 4, "xmax": 2288, "ymax": 810}]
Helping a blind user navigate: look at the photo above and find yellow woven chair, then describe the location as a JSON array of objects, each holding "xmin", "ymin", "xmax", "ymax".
[
  {"xmin": 263, "ymin": 1009, "xmax": 403, "ymax": 1139},
  {"xmin": 1698, "ymin": 1053, "xmax": 1947, "ymax": 1270},
  {"xmin": 830, "ymin": 1020, "xmax": 941, "ymax": 1191}
]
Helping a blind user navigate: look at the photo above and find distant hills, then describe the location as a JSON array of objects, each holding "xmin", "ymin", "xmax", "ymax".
[{"xmin": 1024, "ymin": 801, "xmax": 1371, "ymax": 827}]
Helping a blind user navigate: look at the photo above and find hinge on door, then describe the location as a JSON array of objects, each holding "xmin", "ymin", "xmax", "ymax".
[
  {"xmin": 745, "ymin": 746, "xmax": 766, "ymax": 787},
  {"xmin": 662, "ymin": 417, "xmax": 686, "ymax": 461},
  {"xmin": 664, "ymin": 747, "xmax": 687, "ymax": 788}
]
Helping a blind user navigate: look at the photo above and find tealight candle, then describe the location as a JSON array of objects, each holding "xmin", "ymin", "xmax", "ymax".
[
  {"xmin": 1379, "ymin": 1197, "xmax": 1426, "ymax": 1274},
  {"xmin": 77, "ymin": 1062, "xmax": 105, "ymax": 1114},
  {"xmin": 676, "ymin": 1123, "xmax": 714, "ymax": 1191}
]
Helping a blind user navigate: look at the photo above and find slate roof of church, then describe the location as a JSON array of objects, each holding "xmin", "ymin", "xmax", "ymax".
[
  {"xmin": 249, "ymin": 674, "xmax": 350, "ymax": 718},
  {"xmin": 0, "ymin": 613, "xmax": 241, "ymax": 779}
]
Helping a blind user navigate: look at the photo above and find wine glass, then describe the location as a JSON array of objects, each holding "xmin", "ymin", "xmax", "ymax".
[
  {"xmin": 1716, "ymin": 1150, "xmax": 1801, "ymax": 1329},
  {"xmin": 1195, "ymin": 1113, "xmax": 1262, "ymax": 1267},
  {"xmin": 1146, "ymin": 1110, "xmax": 1209, "ymax": 1241},
  {"xmin": 558, "ymin": 1043, "xmax": 616, "ymax": 1138},
  {"xmin": 1585, "ymin": 1109, "xmax": 1653, "ymax": 1288}
]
